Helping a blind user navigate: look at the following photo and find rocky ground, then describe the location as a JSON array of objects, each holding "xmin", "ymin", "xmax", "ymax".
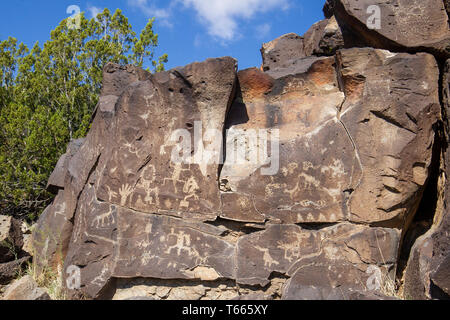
[{"xmin": 1, "ymin": 0, "xmax": 449, "ymax": 300}]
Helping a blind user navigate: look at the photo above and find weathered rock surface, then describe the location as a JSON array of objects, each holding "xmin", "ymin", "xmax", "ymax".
[
  {"xmin": 33, "ymin": 190, "xmax": 72, "ymax": 274},
  {"xmin": 324, "ymin": 0, "xmax": 450, "ymax": 59},
  {"xmin": 236, "ymin": 223, "xmax": 399, "ymax": 287},
  {"xmin": 303, "ymin": 16, "xmax": 345, "ymax": 56},
  {"xmin": 403, "ymin": 57, "xmax": 450, "ymax": 300},
  {"xmin": 221, "ymin": 48, "xmax": 440, "ymax": 226},
  {"xmin": 35, "ymin": 49, "xmax": 441, "ymax": 300},
  {"xmin": 2, "ymin": 275, "xmax": 50, "ymax": 300},
  {"xmin": 0, "ymin": 257, "xmax": 30, "ymax": 285},
  {"xmin": 337, "ymin": 49, "xmax": 440, "ymax": 226},
  {"xmin": 0, "ymin": 215, "xmax": 23, "ymax": 263},
  {"xmin": 403, "ymin": 208, "xmax": 450, "ymax": 299},
  {"xmin": 58, "ymin": 57, "xmax": 237, "ymax": 299},
  {"xmin": 431, "ymin": 255, "xmax": 450, "ymax": 297},
  {"xmin": 32, "ymin": 1, "xmax": 450, "ymax": 301},
  {"xmin": 47, "ymin": 138, "xmax": 84, "ymax": 193},
  {"xmin": 261, "ymin": 33, "xmax": 306, "ymax": 72}
]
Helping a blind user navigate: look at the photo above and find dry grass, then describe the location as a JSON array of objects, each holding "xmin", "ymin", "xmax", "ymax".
[
  {"xmin": 374, "ymin": 231, "xmax": 404, "ymax": 300},
  {"xmin": 23, "ymin": 260, "xmax": 67, "ymax": 300}
]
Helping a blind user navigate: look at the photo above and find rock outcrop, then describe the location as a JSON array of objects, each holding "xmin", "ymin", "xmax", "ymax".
[
  {"xmin": 0, "ymin": 215, "xmax": 31, "ymax": 286},
  {"xmin": 225, "ymin": 48, "xmax": 440, "ymax": 227},
  {"xmin": 31, "ymin": 0, "xmax": 450, "ymax": 300},
  {"xmin": 0, "ymin": 257, "xmax": 30, "ymax": 285},
  {"xmin": 303, "ymin": 16, "xmax": 345, "ymax": 56},
  {"xmin": 2, "ymin": 275, "xmax": 50, "ymax": 300},
  {"xmin": 0, "ymin": 215, "xmax": 23, "ymax": 263},
  {"xmin": 324, "ymin": 0, "xmax": 450, "ymax": 59},
  {"xmin": 402, "ymin": 57, "xmax": 450, "ymax": 300}
]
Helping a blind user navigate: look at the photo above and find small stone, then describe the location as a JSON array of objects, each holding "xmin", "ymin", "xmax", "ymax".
[
  {"xmin": 155, "ymin": 286, "xmax": 171, "ymax": 298},
  {"xmin": 2, "ymin": 275, "xmax": 50, "ymax": 300},
  {"xmin": 0, "ymin": 257, "xmax": 31, "ymax": 285}
]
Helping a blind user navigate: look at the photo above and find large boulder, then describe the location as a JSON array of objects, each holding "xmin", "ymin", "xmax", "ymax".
[
  {"xmin": 46, "ymin": 138, "xmax": 84, "ymax": 193},
  {"xmin": 336, "ymin": 49, "xmax": 441, "ymax": 226},
  {"xmin": 33, "ymin": 46, "xmax": 442, "ymax": 300},
  {"xmin": 58, "ymin": 57, "xmax": 238, "ymax": 299},
  {"xmin": 261, "ymin": 33, "xmax": 306, "ymax": 72},
  {"xmin": 0, "ymin": 257, "xmax": 30, "ymax": 285},
  {"xmin": 0, "ymin": 215, "xmax": 23, "ymax": 263},
  {"xmin": 324, "ymin": 0, "xmax": 450, "ymax": 59},
  {"xmin": 33, "ymin": 1, "xmax": 447, "ymax": 298},
  {"xmin": 221, "ymin": 48, "xmax": 441, "ymax": 227},
  {"xmin": 2, "ymin": 275, "xmax": 50, "ymax": 300},
  {"xmin": 303, "ymin": 16, "xmax": 345, "ymax": 56},
  {"xmin": 32, "ymin": 190, "xmax": 73, "ymax": 274},
  {"xmin": 403, "ymin": 58, "xmax": 450, "ymax": 300},
  {"xmin": 403, "ymin": 207, "xmax": 450, "ymax": 299},
  {"xmin": 236, "ymin": 223, "xmax": 400, "ymax": 289}
]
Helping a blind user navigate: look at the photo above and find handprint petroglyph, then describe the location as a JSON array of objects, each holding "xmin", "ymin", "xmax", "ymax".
[{"xmin": 119, "ymin": 184, "xmax": 133, "ymax": 206}]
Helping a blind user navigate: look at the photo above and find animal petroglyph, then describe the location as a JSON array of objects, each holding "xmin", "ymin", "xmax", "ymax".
[
  {"xmin": 183, "ymin": 177, "xmax": 200, "ymax": 200},
  {"xmin": 91, "ymin": 208, "xmax": 116, "ymax": 229},
  {"xmin": 299, "ymin": 200, "xmax": 326, "ymax": 209},
  {"xmin": 254, "ymin": 246, "xmax": 280, "ymax": 269}
]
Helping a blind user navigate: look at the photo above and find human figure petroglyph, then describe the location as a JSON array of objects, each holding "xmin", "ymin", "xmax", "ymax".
[
  {"xmin": 105, "ymin": 185, "xmax": 118, "ymax": 203},
  {"xmin": 180, "ymin": 176, "xmax": 201, "ymax": 209},
  {"xmin": 165, "ymin": 229, "xmax": 191, "ymax": 256},
  {"xmin": 135, "ymin": 165, "xmax": 160, "ymax": 206},
  {"xmin": 183, "ymin": 177, "xmax": 200, "ymax": 199},
  {"xmin": 53, "ymin": 201, "xmax": 66, "ymax": 218},
  {"xmin": 164, "ymin": 229, "xmax": 205, "ymax": 265}
]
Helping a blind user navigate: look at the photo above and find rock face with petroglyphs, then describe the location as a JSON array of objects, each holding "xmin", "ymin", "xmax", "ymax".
[
  {"xmin": 30, "ymin": 0, "xmax": 450, "ymax": 300},
  {"xmin": 224, "ymin": 48, "xmax": 440, "ymax": 227},
  {"xmin": 324, "ymin": 0, "xmax": 450, "ymax": 59}
]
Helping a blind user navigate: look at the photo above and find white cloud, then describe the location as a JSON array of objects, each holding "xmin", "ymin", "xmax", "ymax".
[
  {"xmin": 179, "ymin": 0, "xmax": 289, "ymax": 40},
  {"xmin": 128, "ymin": 0, "xmax": 172, "ymax": 22},
  {"xmin": 127, "ymin": 0, "xmax": 288, "ymax": 41},
  {"xmin": 255, "ymin": 23, "xmax": 271, "ymax": 39},
  {"xmin": 87, "ymin": 6, "xmax": 102, "ymax": 19},
  {"xmin": 194, "ymin": 34, "xmax": 202, "ymax": 47}
]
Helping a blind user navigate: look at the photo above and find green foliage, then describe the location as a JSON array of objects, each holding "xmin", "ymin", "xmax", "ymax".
[{"xmin": 0, "ymin": 9, "xmax": 167, "ymax": 220}]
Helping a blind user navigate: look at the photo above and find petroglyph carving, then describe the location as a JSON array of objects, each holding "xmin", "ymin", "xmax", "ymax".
[
  {"xmin": 91, "ymin": 208, "xmax": 116, "ymax": 229},
  {"xmin": 119, "ymin": 184, "xmax": 133, "ymax": 206},
  {"xmin": 255, "ymin": 246, "xmax": 280, "ymax": 269}
]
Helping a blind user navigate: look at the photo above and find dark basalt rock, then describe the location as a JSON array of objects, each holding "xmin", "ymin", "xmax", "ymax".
[
  {"xmin": 323, "ymin": 0, "xmax": 450, "ymax": 59},
  {"xmin": 32, "ymin": 1, "xmax": 450, "ymax": 301}
]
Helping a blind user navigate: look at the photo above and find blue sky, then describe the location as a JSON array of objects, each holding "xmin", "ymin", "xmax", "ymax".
[{"xmin": 0, "ymin": 0, "xmax": 326, "ymax": 71}]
